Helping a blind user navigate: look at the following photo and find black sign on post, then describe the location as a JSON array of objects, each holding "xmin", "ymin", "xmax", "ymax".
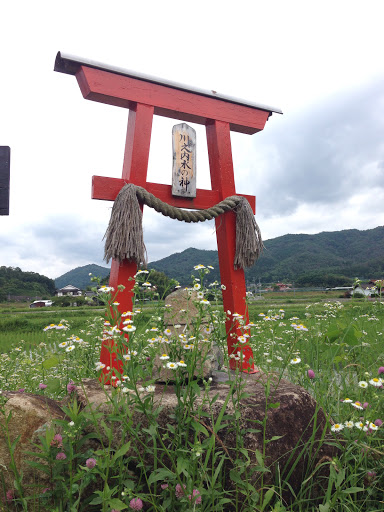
[{"xmin": 0, "ymin": 146, "xmax": 10, "ymax": 215}]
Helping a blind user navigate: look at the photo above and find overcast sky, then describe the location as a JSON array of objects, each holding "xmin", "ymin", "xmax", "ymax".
[{"xmin": 1, "ymin": 1, "xmax": 383, "ymax": 280}]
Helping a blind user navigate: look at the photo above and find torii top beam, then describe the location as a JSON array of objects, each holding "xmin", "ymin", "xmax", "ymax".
[{"xmin": 54, "ymin": 52, "xmax": 282, "ymax": 135}]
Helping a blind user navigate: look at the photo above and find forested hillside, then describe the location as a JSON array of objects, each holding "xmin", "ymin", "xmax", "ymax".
[
  {"xmin": 148, "ymin": 227, "xmax": 384, "ymax": 287},
  {"xmin": 0, "ymin": 266, "xmax": 55, "ymax": 300},
  {"xmin": 55, "ymin": 264, "xmax": 110, "ymax": 290},
  {"xmin": 3, "ymin": 227, "xmax": 382, "ymax": 299}
]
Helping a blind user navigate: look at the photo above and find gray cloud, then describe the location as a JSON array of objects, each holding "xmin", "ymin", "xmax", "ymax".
[
  {"xmin": 0, "ymin": 214, "xmax": 106, "ymax": 278},
  {"xmin": 249, "ymin": 79, "xmax": 384, "ymax": 217}
]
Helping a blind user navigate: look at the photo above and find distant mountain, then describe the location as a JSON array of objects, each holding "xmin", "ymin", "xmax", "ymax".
[
  {"xmin": 54, "ymin": 227, "xmax": 384, "ymax": 290},
  {"xmin": 148, "ymin": 227, "xmax": 384, "ymax": 287},
  {"xmin": 55, "ymin": 264, "xmax": 110, "ymax": 290},
  {"xmin": 0, "ymin": 266, "xmax": 55, "ymax": 301}
]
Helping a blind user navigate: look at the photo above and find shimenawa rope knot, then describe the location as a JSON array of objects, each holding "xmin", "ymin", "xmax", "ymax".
[{"xmin": 103, "ymin": 183, "xmax": 264, "ymax": 269}]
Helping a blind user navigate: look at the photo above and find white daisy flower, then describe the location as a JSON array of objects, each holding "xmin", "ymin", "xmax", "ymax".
[
  {"xmin": 355, "ymin": 421, "xmax": 368, "ymax": 431},
  {"xmin": 331, "ymin": 423, "xmax": 344, "ymax": 432},
  {"xmin": 160, "ymin": 354, "xmax": 169, "ymax": 360},
  {"xmin": 342, "ymin": 398, "xmax": 353, "ymax": 403},
  {"xmin": 290, "ymin": 357, "xmax": 301, "ymax": 364},
  {"xmin": 65, "ymin": 345, "xmax": 75, "ymax": 352},
  {"xmin": 123, "ymin": 325, "xmax": 136, "ymax": 333},
  {"xmin": 351, "ymin": 401, "xmax": 364, "ymax": 410},
  {"xmin": 344, "ymin": 420, "xmax": 354, "ymax": 428},
  {"xmin": 358, "ymin": 381, "xmax": 368, "ymax": 388},
  {"xmin": 369, "ymin": 378, "xmax": 383, "ymax": 387},
  {"xmin": 178, "ymin": 360, "xmax": 187, "ymax": 367},
  {"xmin": 99, "ymin": 286, "xmax": 114, "ymax": 293},
  {"xmin": 166, "ymin": 362, "xmax": 178, "ymax": 370}
]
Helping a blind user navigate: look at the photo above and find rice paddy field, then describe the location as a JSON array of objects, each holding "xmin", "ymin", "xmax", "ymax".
[{"xmin": 0, "ymin": 276, "xmax": 383, "ymax": 511}]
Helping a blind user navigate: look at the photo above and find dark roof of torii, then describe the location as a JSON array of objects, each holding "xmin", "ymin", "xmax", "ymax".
[{"xmin": 54, "ymin": 51, "xmax": 283, "ymax": 116}]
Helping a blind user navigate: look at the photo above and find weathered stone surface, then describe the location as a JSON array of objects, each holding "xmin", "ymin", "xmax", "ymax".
[
  {"xmin": 163, "ymin": 287, "xmax": 206, "ymax": 331},
  {"xmin": 0, "ymin": 375, "xmax": 336, "ymax": 504},
  {"xmin": 0, "ymin": 392, "xmax": 67, "ymax": 490},
  {"xmin": 156, "ymin": 287, "xmax": 217, "ymax": 381},
  {"xmin": 151, "ymin": 339, "xmax": 216, "ymax": 382},
  {"xmin": 78, "ymin": 373, "xmax": 335, "ymax": 497}
]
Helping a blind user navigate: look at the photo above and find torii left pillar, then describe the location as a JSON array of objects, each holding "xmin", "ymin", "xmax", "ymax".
[{"xmin": 55, "ymin": 52, "xmax": 282, "ymax": 378}]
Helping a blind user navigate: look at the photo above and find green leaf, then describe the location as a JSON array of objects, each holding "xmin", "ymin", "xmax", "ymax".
[
  {"xmin": 267, "ymin": 402, "xmax": 280, "ymax": 409},
  {"xmin": 318, "ymin": 504, "xmax": 330, "ymax": 512},
  {"xmin": 255, "ymin": 449, "xmax": 264, "ymax": 467},
  {"xmin": 176, "ymin": 456, "xmax": 190, "ymax": 476},
  {"xmin": 341, "ymin": 487, "xmax": 365, "ymax": 494},
  {"xmin": 229, "ymin": 468, "xmax": 243, "ymax": 485},
  {"xmin": 71, "ymin": 483, "xmax": 79, "ymax": 494},
  {"xmin": 107, "ymin": 498, "xmax": 128, "ymax": 510},
  {"xmin": 89, "ymin": 496, "xmax": 103, "ymax": 505},
  {"xmin": 46, "ymin": 376, "xmax": 62, "ymax": 393},
  {"xmin": 11, "ymin": 435, "xmax": 21, "ymax": 454},
  {"xmin": 266, "ymin": 435, "xmax": 283, "ymax": 443},
  {"xmin": 42, "ymin": 355, "xmax": 60, "ymax": 369},
  {"xmin": 191, "ymin": 420, "xmax": 209, "ymax": 436},
  {"xmin": 147, "ymin": 468, "xmax": 175, "ymax": 486},
  {"xmin": 260, "ymin": 487, "xmax": 275, "ymax": 511},
  {"xmin": 336, "ymin": 468, "xmax": 345, "ymax": 489},
  {"xmin": 111, "ymin": 442, "xmax": 131, "ymax": 464}
]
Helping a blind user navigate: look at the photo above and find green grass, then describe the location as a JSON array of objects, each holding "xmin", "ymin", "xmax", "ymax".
[{"xmin": 0, "ymin": 288, "xmax": 383, "ymax": 511}]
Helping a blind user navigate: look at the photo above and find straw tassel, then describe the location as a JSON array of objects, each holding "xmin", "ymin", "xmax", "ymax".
[
  {"xmin": 234, "ymin": 197, "xmax": 264, "ymax": 269},
  {"xmin": 103, "ymin": 184, "xmax": 147, "ymax": 266}
]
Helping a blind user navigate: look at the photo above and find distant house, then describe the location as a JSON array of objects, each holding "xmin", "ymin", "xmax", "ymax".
[
  {"xmin": 56, "ymin": 285, "xmax": 82, "ymax": 297},
  {"xmin": 351, "ymin": 283, "xmax": 376, "ymax": 297},
  {"xmin": 29, "ymin": 300, "xmax": 53, "ymax": 308},
  {"xmin": 275, "ymin": 282, "xmax": 292, "ymax": 291}
]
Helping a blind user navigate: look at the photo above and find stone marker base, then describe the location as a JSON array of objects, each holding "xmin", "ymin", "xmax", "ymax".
[{"xmin": 0, "ymin": 371, "xmax": 336, "ymax": 507}]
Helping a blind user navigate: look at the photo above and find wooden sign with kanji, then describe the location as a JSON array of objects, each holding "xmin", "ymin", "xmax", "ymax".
[{"xmin": 55, "ymin": 52, "xmax": 282, "ymax": 375}]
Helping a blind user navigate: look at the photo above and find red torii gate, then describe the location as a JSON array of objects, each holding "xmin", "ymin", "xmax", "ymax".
[{"xmin": 55, "ymin": 52, "xmax": 282, "ymax": 374}]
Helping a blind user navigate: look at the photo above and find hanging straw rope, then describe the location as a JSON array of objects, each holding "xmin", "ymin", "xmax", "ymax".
[{"xmin": 104, "ymin": 183, "xmax": 264, "ymax": 269}]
